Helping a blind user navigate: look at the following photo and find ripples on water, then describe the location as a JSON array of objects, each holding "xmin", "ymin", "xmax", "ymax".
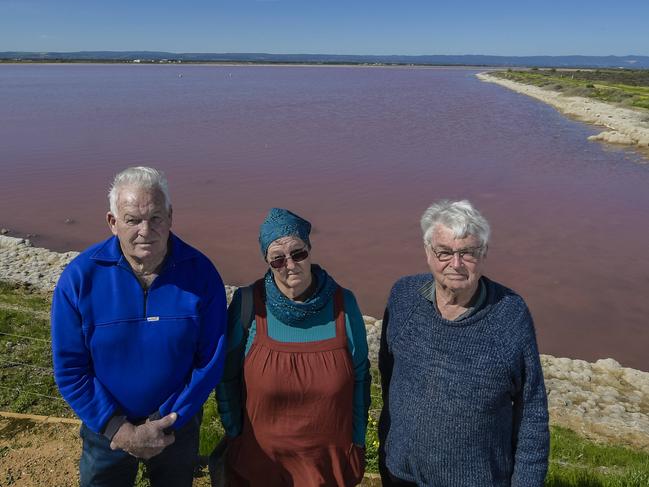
[{"xmin": 1, "ymin": 64, "xmax": 648, "ymax": 369}]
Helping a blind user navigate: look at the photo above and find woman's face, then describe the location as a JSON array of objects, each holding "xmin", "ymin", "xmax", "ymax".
[{"xmin": 266, "ymin": 236, "xmax": 312, "ymax": 300}]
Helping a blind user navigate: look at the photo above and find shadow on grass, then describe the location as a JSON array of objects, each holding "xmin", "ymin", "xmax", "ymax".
[{"xmin": 545, "ymin": 473, "xmax": 606, "ymax": 487}]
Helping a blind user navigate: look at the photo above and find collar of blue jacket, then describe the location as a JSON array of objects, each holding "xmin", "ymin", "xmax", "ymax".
[{"xmin": 89, "ymin": 232, "xmax": 197, "ymax": 268}]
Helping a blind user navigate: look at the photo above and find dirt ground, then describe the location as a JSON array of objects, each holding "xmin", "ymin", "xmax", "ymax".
[
  {"xmin": 1, "ymin": 417, "xmax": 81, "ymax": 487},
  {"xmin": 0, "ymin": 417, "xmax": 381, "ymax": 487},
  {"xmin": 0, "ymin": 417, "xmax": 212, "ymax": 487}
]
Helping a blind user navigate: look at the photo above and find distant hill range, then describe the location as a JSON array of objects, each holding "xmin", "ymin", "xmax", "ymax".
[{"xmin": 1, "ymin": 51, "xmax": 649, "ymax": 69}]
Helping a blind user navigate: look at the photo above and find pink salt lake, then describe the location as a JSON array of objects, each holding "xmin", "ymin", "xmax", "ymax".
[{"xmin": 1, "ymin": 64, "xmax": 648, "ymax": 370}]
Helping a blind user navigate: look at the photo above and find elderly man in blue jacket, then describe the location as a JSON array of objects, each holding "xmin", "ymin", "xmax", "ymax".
[{"xmin": 51, "ymin": 166, "xmax": 227, "ymax": 487}]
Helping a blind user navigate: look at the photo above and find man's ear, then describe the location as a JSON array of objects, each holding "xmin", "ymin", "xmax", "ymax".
[
  {"xmin": 106, "ymin": 212, "xmax": 118, "ymax": 236},
  {"xmin": 424, "ymin": 244, "xmax": 432, "ymax": 258}
]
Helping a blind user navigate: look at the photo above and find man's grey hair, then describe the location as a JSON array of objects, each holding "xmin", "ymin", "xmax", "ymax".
[
  {"xmin": 420, "ymin": 199, "xmax": 490, "ymax": 250},
  {"xmin": 108, "ymin": 166, "xmax": 171, "ymax": 216}
]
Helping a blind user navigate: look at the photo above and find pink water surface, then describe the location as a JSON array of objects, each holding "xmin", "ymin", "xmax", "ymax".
[{"xmin": 1, "ymin": 64, "xmax": 648, "ymax": 369}]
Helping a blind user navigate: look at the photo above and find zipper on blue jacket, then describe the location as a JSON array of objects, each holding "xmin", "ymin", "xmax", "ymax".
[
  {"xmin": 120, "ymin": 256, "xmax": 171, "ymax": 320},
  {"xmin": 116, "ymin": 262, "xmax": 150, "ymax": 319}
]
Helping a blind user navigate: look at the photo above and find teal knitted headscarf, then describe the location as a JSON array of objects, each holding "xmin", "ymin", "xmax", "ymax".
[
  {"xmin": 259, "ymin": 208, "xmax": 312, "ymax": 256},
  {"xmin": 258, "ymin": 208, "xmax": 337, "ymax": 325}
]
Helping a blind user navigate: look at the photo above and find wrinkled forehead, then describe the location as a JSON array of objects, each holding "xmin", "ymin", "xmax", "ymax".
[
  {"xmin": 267, "ymin": 236, "xmax": 307, "ymax": 254},
  {"xmin": 116, "ymin": 185, "xmax": 168, "ymax": 213},
  {"xmin": 431, "ymin": 224, "xmax": 480, "ymax": 247}
]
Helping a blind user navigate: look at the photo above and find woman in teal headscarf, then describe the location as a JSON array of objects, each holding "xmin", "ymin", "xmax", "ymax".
[{"xmin": 215, "ymin": 208, "xmax": 370, "ymax": 487}]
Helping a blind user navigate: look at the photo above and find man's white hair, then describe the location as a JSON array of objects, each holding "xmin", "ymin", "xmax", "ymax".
[
  {"xmin": 108, "ymin": 166, "xmax": 171, "ymax": 216},
  {"xmin": 420, "ymin": 199, "xmax": 490, "ymax": 251}
]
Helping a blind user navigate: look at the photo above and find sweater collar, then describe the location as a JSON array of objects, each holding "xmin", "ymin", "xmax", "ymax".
[
  {"xmin": 90, "ymin": 233, "xmax": 196, "ymax": 266},
  {"xmin": 419, "ymin": 276, "xmax": 487, "ymax": 322}
]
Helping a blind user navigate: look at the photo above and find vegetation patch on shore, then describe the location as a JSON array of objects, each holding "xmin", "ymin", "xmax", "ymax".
[{"xmin": 491, "ymin": 69, "xmax": 649, "ymax": 111}]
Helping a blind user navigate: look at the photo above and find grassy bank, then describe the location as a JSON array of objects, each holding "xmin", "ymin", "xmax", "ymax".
[
  {"xmin": 2, "ymin": 282, "xmax": 649, "ymax": 485},
  {"xmin": 0, "ymin": 282, "xmax": 73, "ymax": 418},
  {"xmin": 490, "ymin": 69, "xmax": 649, "ymax": 111}
]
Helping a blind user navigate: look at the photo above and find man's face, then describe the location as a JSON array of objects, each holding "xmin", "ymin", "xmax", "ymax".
[
  {"xmin": 425, "ymin": 224, "xmax": 485, "ymax": 293},
  {"xmin": 106, "ymin": 185, "xmax": 172, "ymax": 266}
]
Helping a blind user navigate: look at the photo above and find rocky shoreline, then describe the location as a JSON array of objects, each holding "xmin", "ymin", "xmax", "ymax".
[
  {"xmin": 477, "ymin": 72, "xmax": 649, "ymax": 156},
  {"xmin": 1, "ymin": 234, "xmax": 648, "ymax": 451}
]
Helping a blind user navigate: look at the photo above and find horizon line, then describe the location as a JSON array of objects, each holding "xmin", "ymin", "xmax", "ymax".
[{"xmin": 2, "ymin": 50, "xmax": 649, "ymax": 58}]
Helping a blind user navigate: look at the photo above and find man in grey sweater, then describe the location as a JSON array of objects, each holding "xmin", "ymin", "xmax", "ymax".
[{"xmin": 378, "ymin": 200, "xmax": 549, "ymax": 487}]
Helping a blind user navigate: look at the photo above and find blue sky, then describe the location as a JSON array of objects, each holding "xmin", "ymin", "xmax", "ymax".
[{"xmin": 1, "ymin": 0, "xmax": 648, "ymax": 56}]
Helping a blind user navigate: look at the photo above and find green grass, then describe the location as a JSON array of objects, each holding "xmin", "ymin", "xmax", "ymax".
[
  {"xmin": 2, "ymin": 281, "xmax": 649, "ymax": 484},
  {"xmin": 546, "ymin": 427, "xmax": 649, "ymax": 486},
  {"xmin": 366, "ymin": 367, "xmax": 382, "ymax": 473},
  {"xmin": 198, "ymin": 391, "xmax": 225, "ymax": 456},
  {"xmin": 0, "ymin": 282, "xmax": 73, "ymax": 418},
  {"xmin": 492, "ymin": 69, "xmax": 649, "ymax": 112}
]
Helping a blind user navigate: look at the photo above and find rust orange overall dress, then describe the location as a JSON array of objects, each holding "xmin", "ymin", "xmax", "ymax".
[{"xmin": 227, "ymin": 281, "xmax": 364, "ymax": 487}]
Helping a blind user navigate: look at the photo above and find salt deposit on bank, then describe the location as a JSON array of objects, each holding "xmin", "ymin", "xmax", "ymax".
[{"xmin": 1, "ymin": 234, "xmax": 648, "ymax": 451}]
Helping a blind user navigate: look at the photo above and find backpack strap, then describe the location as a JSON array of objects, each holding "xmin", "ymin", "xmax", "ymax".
[{"xmin": 240, "ymin": 284, "xmax": 254, "ymax": 333}]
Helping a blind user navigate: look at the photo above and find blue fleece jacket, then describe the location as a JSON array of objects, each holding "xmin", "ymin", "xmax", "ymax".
[
  {"xmin": 51, "ymin": 234, "xmax": 227, "ymax": 434},
  {"xmin": 378, "ymin": 274, "xmax": 549, "ymax": 487}
]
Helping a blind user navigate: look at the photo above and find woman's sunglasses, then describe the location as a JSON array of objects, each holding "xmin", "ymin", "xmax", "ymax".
[{"xmin": 268, "ymin": 248, "xmax": 309, "ymax": 269}]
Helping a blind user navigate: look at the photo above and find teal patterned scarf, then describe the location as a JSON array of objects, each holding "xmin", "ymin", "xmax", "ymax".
[{"xmin": 264, "ymin": 264, "xmax": 338, "ymax": 326}]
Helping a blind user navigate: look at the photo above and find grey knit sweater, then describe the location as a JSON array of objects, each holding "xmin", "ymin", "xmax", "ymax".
[{"xmin": 378, "ymin": 274, "xmax": 549, "ymax": 487}]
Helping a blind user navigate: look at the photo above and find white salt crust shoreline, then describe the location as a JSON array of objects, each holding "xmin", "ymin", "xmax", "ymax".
[
  {"xmin": 477, "ymin": 72, "xmax": 649, "ymax": 155},
  {"xmin": 1, "ymin": 234, "xmax": 648, "ymax": 451}
]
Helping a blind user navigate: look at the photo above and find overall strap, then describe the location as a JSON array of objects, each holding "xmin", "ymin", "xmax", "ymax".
[{"xmin": 333, "ymin": 286, "xmax": 346, "ymax": 341}]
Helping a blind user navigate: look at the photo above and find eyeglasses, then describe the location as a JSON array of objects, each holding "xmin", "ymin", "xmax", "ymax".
[
  {"xmin": 430, "ymin": 246, "xmax": 484, "ymax": 263},
  {"xmin": 268, "ymin": 248, "xmax": 310, "ymax": 269}
]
